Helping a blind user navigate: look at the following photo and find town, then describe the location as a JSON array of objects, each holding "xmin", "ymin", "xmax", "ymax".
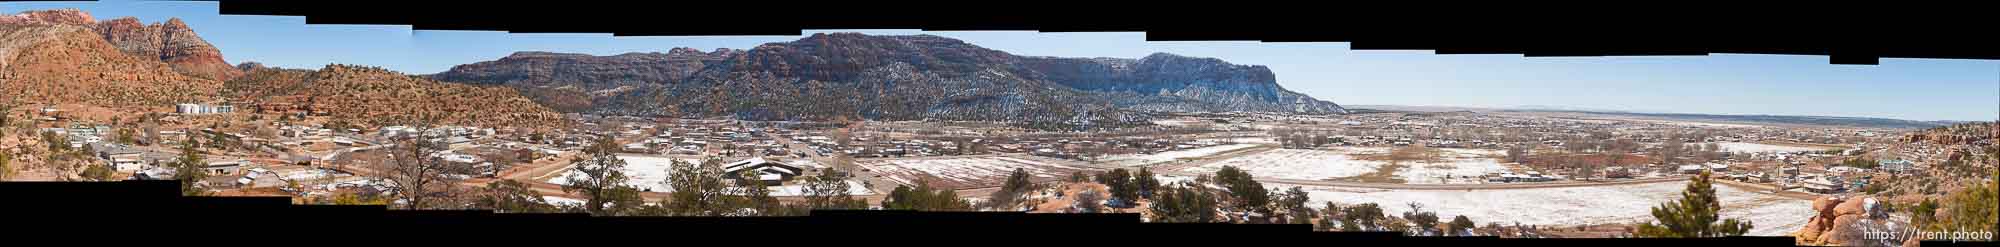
[
  {"xmin": 2, "ymin": 5, "xmax": 1994, "ymax": 245},
  {"xmin": 5, "ymin": 98, "xmax": 1990, "ymax": 242}
]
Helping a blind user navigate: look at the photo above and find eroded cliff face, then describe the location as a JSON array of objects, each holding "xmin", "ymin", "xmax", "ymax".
[{"xmin": 93, "ymin": 16, "xmax": 241, "ymax": 81}]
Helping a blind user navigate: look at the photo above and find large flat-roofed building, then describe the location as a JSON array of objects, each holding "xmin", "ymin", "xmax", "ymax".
[
  {"xmin": 176, "ymin": 103, "xmax": 234, "ymax": 115},
  {"xmin": 721, "ymin": 157, "xmax": 803, "ymax": 186}
]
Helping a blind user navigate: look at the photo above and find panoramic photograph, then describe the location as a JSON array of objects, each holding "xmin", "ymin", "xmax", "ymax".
[{"xmin": 2, "ymin": 1, "xmax": 1994, "ymax": 246}]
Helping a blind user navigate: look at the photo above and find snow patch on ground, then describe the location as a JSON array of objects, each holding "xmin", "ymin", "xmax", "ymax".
[
  {"xmin": 1716, "ymin": 142, "xmax": 1835, "ymax": 154},
  {"xmin": 767, "ymin": 180, "xmax": 876, "ymax": 196},
  {"xmin": 546, "ymin": 155, "xmax": 702, "ymax": 193},
  {"xmin": 1182, "ymin": 149, "xmax": 1385, "ymax": 180},
  {"xmin": 1103, "ymin": 144, "xmax": 1260, "ymax": 166},
  {"xmin": 860, "ymin": 156, "xmax": 1082, "ymax": 186},
  {"xmin": 1398, "ymin": 148, "xmax": 1512, "ymax": 184},
  {"xmin": 1177, "ymin": 147, "xmax": 1508, "ymax": 184},
  {"xmin": 1294, "ymin": 181, "xmax": 1813, "ymax": 236},
  {"xmin": 1223, "ymin": 137, "xmax": 1278, "ymax": 144},
  {"xmin": 1154, "ymin": 174, "xmax": 1196, "ymax": 185}
]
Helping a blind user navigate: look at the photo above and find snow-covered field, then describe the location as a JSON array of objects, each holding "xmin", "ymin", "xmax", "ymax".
[
  {"xmin": 1150, "ymin": 119, "xmax": 1203, "ymax": 127},
  {"xmin": 1178, "ymin": 147, "xmax": 1509, "ymax": 184},
  {"xmin": 1294, "ymin": 181, "xmax": 1813, "ymax": 236},
  {"xmin": 1716, "ymin": 142, "xmax": 1835, "ymax": 154},
  {"xmin": 1154, "ymin": 174, "xmax": 1197, "ymax": 185},
  {"xmin": 1181, "ymin": 149, "xmax": 1386, "ymax": 180},
  {"xmin": 1103, "ymin": 144, "xmax": 1261, "ymax": 166},
  {"xmin": 860, "ymin": 156, "xmax": 1088, "ymax": 188},
  {"xmin": 1398, "ymin": 148, "xmax": 1511, "ymax": 184},
  {"xmin": 1219, "ymin": 137, "xmax": 1278, "ymax": 144},
  {"xmin": 545, "ymin": 155, "xmax": 697, "ymax": 192},
  {"xmin": 767, "ymin": 180, "xmax": 876, "ymax": 196},
  {"xmin": 788, "ymin": 159, "xmax": 827, "ymax": 169}
]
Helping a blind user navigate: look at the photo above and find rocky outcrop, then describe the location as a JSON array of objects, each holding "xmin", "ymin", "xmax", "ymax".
[
  {"xmin": 2, "ymin": 9, "xmax": 240, "ymax": 81},
  {"xmin": 1902, "ymin": 122, "xmax": 1995, "ymax": 146},
  {"xmin": 433, "ymin": 33, "xmax": 1345, "ymax": 125},
  {"xmin": 0, "ymin": 8, "xmax": 96, "ymax": 25},
  {"xmin": 92, "ymin": 17, "xmax": 240, "ymax": 81},
  {"xmin": 1793, "ymin": 196, "xmax": 1921, "ymax": 247}
]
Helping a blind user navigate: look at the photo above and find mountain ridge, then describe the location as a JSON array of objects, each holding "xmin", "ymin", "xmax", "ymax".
[{"xmin": 433, "ymin": 33, "xmax": 1345, "ymax": 125}]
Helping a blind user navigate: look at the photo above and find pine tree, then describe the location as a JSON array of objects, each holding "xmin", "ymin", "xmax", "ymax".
[
  {"xmin": 1403, "ymin": 203, "xmax": 1441, "ymax": 235},
  {"xmin": 987, "ymin": 168, "xmax": 1035, "ymax": 210},
  {"xmin": 881, "ymin": 179, "xmax": 970, "ymax": 211},
  {"xmin": 669, "ymin": 158, "xmax": 731, "ymax": 216},
  {"xmin": 1148, "ymin": 183, "xmax": 1218, "ymax": 223},
  {"xmin": 1909, "ymin": 198, "xmax": 1940, "ymax": 229},
  {"xmin": 1929, "ymin": 169, "xmax": 1997, "ymax": 235},
  {"xmin": 1341, "ymin": 203, "xmax": 1385, "ymax": 231},
  {"xmin": 1, "ymin": 151, "xmax": 13, "ymax": 180},
  {"xmin": 1274, "ymin": 186, "xmax": 1312, "ymax": 224},
  {"xmin": 728, "ymin": 169, "xmax": 780, "ymax": 216},
  {"xmin": 1635, "ymin": 170, "xmax": 1753, "ymax": 237},
  {"xmin": 561, "ymin": 137, "xmax": 641, "ymax": 215},
  {"xmin": 172, "ymin": 138, "xmax": 209, "ymax": 196},
  {"xmin": 1317, "ymin": 202, "xmax": 1343, "ymax": 231},
  {"xmin": 481, "ymin": 179, "xmax": 557, "ymax": 213},
  {"xmin": 1135, "ymin": 167, "xmax": 1160, "ymax": 199},
  {"xmin": 81, "ymin": 164, "xmax": 112, "ymax": 181},
  {"xmin": 1214, "ymin": 166, "xmax": 1271, "ymax": 218},
  {"xmin": 1097, "ymin": 168, "xmax": 1137, "ymax": 207},
  {"xmin": 803, "ymin": 168, "xmax": 865, "ymax": 210},
  {"xmin": 1449, "ymin": 215, "xmax": 1477, "ymax": 236}
]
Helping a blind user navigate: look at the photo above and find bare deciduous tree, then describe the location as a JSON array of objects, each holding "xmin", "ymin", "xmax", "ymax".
[
  {"xmin": 1073, "ymin": 189, "xmax": 1103, "ymax": 213},
  {"xmin": 381, "ymin": 126, "xmax": 459, "ymax": 210}
]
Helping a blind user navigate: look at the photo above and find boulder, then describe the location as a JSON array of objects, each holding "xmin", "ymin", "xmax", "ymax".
[
  {"xmin": 1833, "ymin": 197, "xmax": 1869, "ymax": 217},
  {"xmin": 1795, "ymin": 196, "xmax": 1892, "ymax": 246},
  {"xmin": 1794, "ymin": 219, "xmax": 1824, "ymax": 244},
  {"xmin": 1813, "ymin": 196, "xmax": 1840, "ymax": 210}
]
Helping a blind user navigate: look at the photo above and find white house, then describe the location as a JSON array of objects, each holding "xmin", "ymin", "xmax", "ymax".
[{"xmin": 203, "ymin": 160, "xmax": 247, "ymax": 175}]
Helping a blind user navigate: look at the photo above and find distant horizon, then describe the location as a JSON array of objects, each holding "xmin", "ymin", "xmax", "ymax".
[
  {"xmin": 6, "ymin": 1, "xmax": 1997, "ymax": 122},
  {"xmin": 1345, "ymin": 104, "xmax": 1993, "ymax": 122}
]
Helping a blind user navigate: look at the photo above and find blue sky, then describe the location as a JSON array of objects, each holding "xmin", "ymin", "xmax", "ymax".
[{"xmin": 7, "ymin": 1, "xmax": 1996, "ymax": 121}]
